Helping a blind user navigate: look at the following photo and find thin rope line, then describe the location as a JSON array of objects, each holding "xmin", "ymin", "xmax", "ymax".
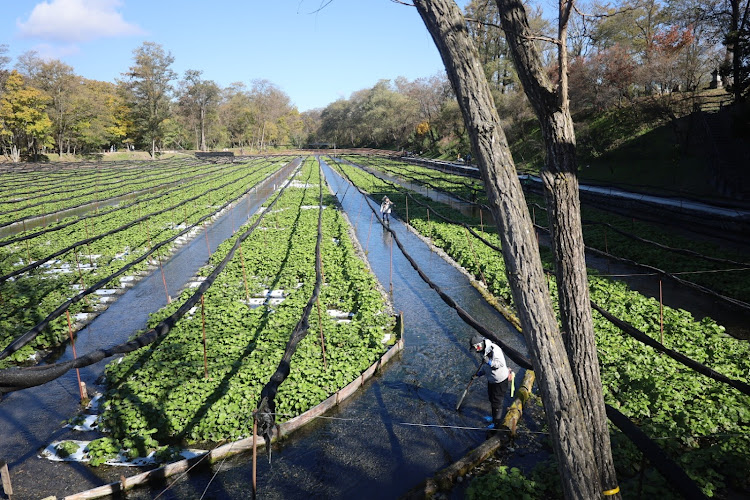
[{"xmin": 199, "ymin": 441, "xmax": 238, "ymax": 500}]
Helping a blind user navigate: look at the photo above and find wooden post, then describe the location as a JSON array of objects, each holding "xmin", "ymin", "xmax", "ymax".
[
  {"xmin": 659, "ymin": 278, "xmax": 664, "ymax": 344},
  {"xmin": 464, "ymin": 227, "xmax": 488, "ymax": 288},
  {"xmin": 157, "ymin": 250, "xmax": 170, "ymax": 304},
  {"xmin": 204, "ymin": 221, "xmax": 212, "ymax": 257},
  {"xmin": 239, "ymin": 242, "xmax": 250, "ymax": 303},
  {"xmin": 145, "ymin": 218, "xmax": 153, "ymax": 249},
  {"xmin": 0, "ymin": 460, "xmax": 12, "ymax": 498},
  {"xmin": 389, "ymin": 233, "xmax": 394, "ymax": 295},
  {"xmin": 66, "ymin": 309, "xmax": 87, "ymax": 403},
  {"xmin": 427, "ymin": 208, "xmax": 432, "ymax": 247},
  {"xmin": 201, "ymin": 295, "xmax": 209, "ymax": 379},
  {"xmin": 316, "ymin": 298, "xmax": 327, "ymax": 370},
  {"xmin": 604, "ymin": 225, "xmax": 609, "ymax": 254},
  {"xmin": 22, "ymin": 219, "xmax": 31, "ymax": 263},
  {"xmin": 252, "ymin": 414, "xmax": 258, "ymax": 500},
  {"xmin": 365, "ymin": 212, "xmax": 373, "ymax": 254},
  {"xmin": 84, "ymin": 218, "xmax": 94, "ymax": 266}
]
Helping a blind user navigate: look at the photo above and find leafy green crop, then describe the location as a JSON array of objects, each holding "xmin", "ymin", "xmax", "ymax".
[{"xmin": 93, "ymin": 158, "xmax": 395, "ymax": 461}]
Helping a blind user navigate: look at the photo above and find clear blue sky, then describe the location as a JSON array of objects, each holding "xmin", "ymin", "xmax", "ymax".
[{"xmin": 2, "ymin": 0, "xmax": 471, "ymax": 112}]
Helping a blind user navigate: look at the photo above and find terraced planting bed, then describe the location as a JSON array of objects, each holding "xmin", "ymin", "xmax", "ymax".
[
  {"xmin": 0, "ymin": 157, "xmax": 292, "ymax": 367},
  {"xmin": 40, "ymin": 157, "xmax": 397, "ymax": 470}
]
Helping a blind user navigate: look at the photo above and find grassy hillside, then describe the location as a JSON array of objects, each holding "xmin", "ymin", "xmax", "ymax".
[{"xmin": 510, "ymin": 89, "xmax": 749, "ymax": 203}]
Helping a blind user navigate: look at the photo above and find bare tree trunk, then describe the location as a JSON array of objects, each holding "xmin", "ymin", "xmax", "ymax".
[
  {"xmin": 413, "ymin": 1, "xmax": 600, "ymax": 498},
  {"xmin": 494, "ymin": 0, "xmax": 619, "ymax": 495},
  {"xmin": 200, "ymin": 106, "xmax": 207, "ymax": 151}
]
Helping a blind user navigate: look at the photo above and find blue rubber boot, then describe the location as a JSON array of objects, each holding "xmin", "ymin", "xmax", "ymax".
[{"xmin": 483, "ymin": 415, "xmax": 493, "ymax": 423}]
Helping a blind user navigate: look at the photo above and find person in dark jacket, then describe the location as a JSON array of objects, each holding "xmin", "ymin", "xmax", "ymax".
[{"xmin": 470, "ymin": 334, "xmax": 513, "ymax": 429}]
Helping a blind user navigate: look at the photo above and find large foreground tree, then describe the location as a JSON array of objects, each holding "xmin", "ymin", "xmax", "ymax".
[{"xmin": 413, "ymin": 0, "xmax": 618, "ymax": 497}]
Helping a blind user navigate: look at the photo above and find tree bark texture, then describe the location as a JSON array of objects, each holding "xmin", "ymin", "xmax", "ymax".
[
  {"xmin": 412, "ymin": 1, "xmax": 600, "ymax": 498},
  {"xmin": 494, "ymin": 0, "xmax": 619, "ymax": 495}
]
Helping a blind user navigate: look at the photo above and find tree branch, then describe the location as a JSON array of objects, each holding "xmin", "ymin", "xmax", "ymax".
[{"xmin": 465, "ymin": 16, "xmax": 561, "ymax": 46}]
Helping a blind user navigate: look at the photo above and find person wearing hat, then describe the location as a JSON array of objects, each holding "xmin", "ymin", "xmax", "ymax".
[
  {"xmin": 470, "ymin": 334, "xmax": 513, "ymax": 429},
  {"xmin": 380, "ymin": 196, "xmax": 394, "ymax": 223}
]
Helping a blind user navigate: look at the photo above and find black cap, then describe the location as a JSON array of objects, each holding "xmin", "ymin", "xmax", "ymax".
[{"xmin": 470, "ymin": 334, "xmax": 485, "ymax": 349}]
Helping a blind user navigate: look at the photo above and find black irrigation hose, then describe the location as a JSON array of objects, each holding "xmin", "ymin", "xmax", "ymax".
[
  {"xmin": 0, "ymin": 164, "xmax": 285, "ymax": 361},
  {"xmin": 0, "ymin": 163, "xmax": 270, "ymax": 283},
  {"xmin": 0, "ymin": 159, "xmax": 303, "ymax": 395},
  {"xmin": 591, "ymin": 302, "xmax": 750, "ymax": 396},
  {"xmin": 604, "ymin": 404, "xmax": 708, "ymax": 500},
  {"xmin": 0, "ymin": 160, "xmax": 256, "ymax": 248},
  {"xmin": 331, "ymin": 157, "xmax": 708, "ymax": 500},
  {"xmin": 256, "ymin": 160, "xmax": 323, "ymax": 461}
]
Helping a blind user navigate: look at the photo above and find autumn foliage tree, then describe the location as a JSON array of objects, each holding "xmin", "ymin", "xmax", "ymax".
[{"xmin": 0, "ymin": 70, "xmax": 53, "ymax": 161}]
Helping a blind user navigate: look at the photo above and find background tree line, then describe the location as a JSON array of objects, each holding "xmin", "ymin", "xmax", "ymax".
[
  {"xmin": 0, "ymin": 0, "xmax": 747, "ymax": 162},
  {"xmin": 0, "ymin": 42, "xmax": 310, "ymax": 161}
]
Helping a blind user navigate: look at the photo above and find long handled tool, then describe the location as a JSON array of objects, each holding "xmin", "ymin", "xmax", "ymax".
[{"xmin": 456, "ymin": 363, "xmax": 484, "ymax": 411}]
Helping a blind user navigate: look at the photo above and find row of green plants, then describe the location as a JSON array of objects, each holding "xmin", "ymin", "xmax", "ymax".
[
  {"xmin": 0, "ymin": 158, "xmax": 290, "ymax": 367},
  {"xmin": 328, "ymin": 156, "xmax": 750, "ymax": 498},
  {"xmin": 0, "ymin": 157, "xmax": 199, "ymax": 205},
  {"xmin": 0, "ymin": 158, "xmax": 214, "ymax": 225},
  {"xmin": 348, "ymin": 154, "xmax": 750, "ymax": 306},
  {"xmin": 86, "ymin": 157, "xmax": 394, "ymax": 464}
]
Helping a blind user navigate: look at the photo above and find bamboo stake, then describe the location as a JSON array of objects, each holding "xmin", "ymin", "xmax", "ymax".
[
  {"xmin": 201, "ymin": 295, "xmax": 209, "ymax": 379},
  {"xmin": 73, "ymin": 248, "xmax": 88, "ymax": 307},
  {"xmin": 365, "ymin": 212, "xmax": 373, "ymax": 254},
  {"xmin": 22, "ymin": 219, "xmax": 31, "ymax": 263},
  {"xmin": 84, "ymin": 218, "xmax": 93, "ymax": 266},
  {"xmin": 659, "ymin": 278, "xmax": 664, "ymax": 344},
  {"xmin": 157, "ymin": 249, "xmax": 170, "ymax": 304},
  {"xmin": 0, "ymin": 460, "xmax": 12, "ymax": 498},
  {"xmin": 427, "ymin": 208, "xmax": 433, "ymax": 249},
  {"xmin": 65, "ymin": 309, "xmax": 86, "ymax": 402},
  {"xmin": 204, "ymin": 221, "xmax": 212, "ymax": 257},
  {"xmin": 252, "ymin": 414, "xmax": 258, "ymax": 500},
  {"xmin": 465, "ymin": 227, "xmax": 488, "ymax": 288},
  {"xmin": 389, "ymin": 234, "xmax": 394, "ymax": 295},
  {"xmin": 239, "ymin": 242, "xmax": 250, "ymax": 303},
  {"xmin": 316, "ymin": 298, "xmax": 327, "ymax": 370},
  {"xmin": 354, "ymin": 195, "xmax": 364, "ymax": 231}
]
